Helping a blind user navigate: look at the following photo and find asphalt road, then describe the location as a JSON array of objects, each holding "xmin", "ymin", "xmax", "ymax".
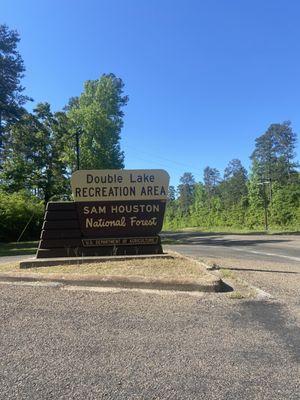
[
  {"xmin": 0, "ymin": 284, "xmax": 299, "ymax": 400},
  {"xmin": 162, "ymin": 232, "xmax": 300, "ymax": 264}
]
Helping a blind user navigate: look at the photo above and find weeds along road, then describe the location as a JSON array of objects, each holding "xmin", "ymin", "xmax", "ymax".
[{"xmin": 0, "ymin": 283, "xmax": 299, "ymax": 400}]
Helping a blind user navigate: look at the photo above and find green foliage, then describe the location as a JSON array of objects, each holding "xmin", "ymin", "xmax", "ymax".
[
  {"xmin": 251, "ymin": 121, "xmax": 298, "ymax": 184},
  {"xmin": 1, "ymin": 74, "xmax": 129, "ymax": 202},
  {"xmin": 0, "ymin": 191, "xmax": 44, "ymax": 241},
  {"xmin": 177, "ymin": 172, "xmax": 195, "ymax": 215},
  {"xmin": 244, "ymin": 170, "xmax": 265, "ymax": 229},
  {"xmin": 203, "ymin": 167, "xmax": 221, "ymax": 195},
  {"xmin": 221, "ymin": 159, "xmax": 248, "ymax": 207},
  {"xmin": 0, "ymin": 24, "xmax": 32, "ymax": 153},
  {"xmin": 269, "ymin": 183, "xmax": 300, "ymax": 228},
  {"xmin": 1, "ymin": 103, "xmax": 71, "ymax": 203},
  {"xmin": 164, "ymin": 147, "xmax": 300, "ymax": 231},
  {"xmin": 66, "ymin": 73, "xmax": 128, "ymax": 170}
]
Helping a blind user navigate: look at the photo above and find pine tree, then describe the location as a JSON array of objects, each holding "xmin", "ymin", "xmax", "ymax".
[
  {"xmin": 177, "ymin": 172, "xmax": 195, "ymax": 215},
  {"xmin": 0, "ymin": 24, "xmax": 31, "ymax": 156},
  {"xmin": 221, "ymin": 159, "xmax": 248, "ymax": 206},
  {"xmin": 251, "ymin": 121, "xmax": 298, "ymax": 185}
]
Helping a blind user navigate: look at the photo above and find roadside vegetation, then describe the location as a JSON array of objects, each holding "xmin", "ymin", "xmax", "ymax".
[{"xmin": 164, "ymin": 124, "xmax": 300, "ymax": 232}]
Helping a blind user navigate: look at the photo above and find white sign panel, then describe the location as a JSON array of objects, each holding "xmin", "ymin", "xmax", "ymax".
[{"xmin": 71, "ymin": 169, "xmax": 170, "ymax": 202}]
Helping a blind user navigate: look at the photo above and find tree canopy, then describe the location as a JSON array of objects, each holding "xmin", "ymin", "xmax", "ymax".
[
  {"xmin": 0, "ymin": 28, "xmax": 129, "ymax": 204},
  {"xmin": 1, "ymin": 103, "xmax": 70, "ymax": 203},
  {"xmin": 0, "ymin": 24, "xmax": 31, "ymax": 151},
  {"xmin": 251, "ymin": 121, "xmax": 298, "ymax": 184},
  {"xmin": 66, "ymin": 74, "xmax": 128, "ymax": 171}
]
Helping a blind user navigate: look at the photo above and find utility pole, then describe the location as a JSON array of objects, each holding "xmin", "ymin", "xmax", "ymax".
[
  {"xmin": 75, "ymin": 128, "xmax": 81, "ymax": 170},
  {"xmin": 258, "ymin": 181, "xmax": 270, "ymax": 231},
  {"xmin": 263, "ymin": 189, "xmax": 268, "ymax": 231}
]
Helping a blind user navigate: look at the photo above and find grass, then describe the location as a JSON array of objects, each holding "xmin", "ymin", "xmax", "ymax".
[
  {"xmin": 212, "ymin": 266, "xmax": 257, "ymax": 299},
  {"xmin": 228, "ymin": 291, "xmax": 246, "ymax": 299},
  {"xmin": 0, "ymin": 241, "xmax": 38, "ymax": 257},
  {"xmin": 0, "ymin": 254, "xmax": 213, "ymax": 282},
  {"xmin": 161, "ymin": 238, "xmax": 184, "ymax": 245},
  {"xmin": 219, "ymin": 268, "xmax": 235, "ymax": 279}
]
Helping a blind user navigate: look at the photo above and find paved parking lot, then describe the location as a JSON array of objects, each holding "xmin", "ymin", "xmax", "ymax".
[
  {"xmin": 0, "ymin": 233, "xmax": 299, "ymax": 399},
  {"xmin": 0, "ymin": 283, "xmax": 299, "ymax": 400}
]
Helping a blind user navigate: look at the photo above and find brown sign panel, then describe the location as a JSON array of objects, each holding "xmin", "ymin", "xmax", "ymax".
[{"xmin": 76, "ymin": 200, "xmax": 166, "ymax": 237}]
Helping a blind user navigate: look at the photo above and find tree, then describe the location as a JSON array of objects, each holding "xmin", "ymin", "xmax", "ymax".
[
  {"xmin": 0, "ymin": 24, "xmax": 31, "ymax": 154},
  {"xmin": 249, "ymin": 121, "xmax": 299, "ymax": 228},
  {"xmin": 1, "ymin": 103, "xmax": 70, "ymax": 203},
  {"xmin": 269, "ymin": 182, "xmax": 300, "ymax": 227},
  {"xmin": 221, "ymin": 159, "xmax": 248, "ymax": 206},
  {"xmin": 164, "ymin": 185, "xmax": 179, "ymax": 228},
  {"xmin": 189, "ymin": 182, "xmax": 208, "ymax": 226},
  {"xmin": 203, "ymin": 166, "xmax": 220, "ymax": 198},
  {"xmin": 177, "ymin": 172, "xmax": 195, "ymax": 214},
  {"xmin": 66, "ymin": 73, "xmax": 128, "ymax": 170},
  {"xmin": 224, "ymin": 159, "xmax": 247, "ymax": 181},
  {"xmin": 167, "ymin": 185, "xmax": 176, "ymax": 202},
  {"xmin": 250, "ymin": 121, "xmax": 298, "ymax": 185}
]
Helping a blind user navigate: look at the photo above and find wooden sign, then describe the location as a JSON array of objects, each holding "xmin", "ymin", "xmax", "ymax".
[{"xmin": 36, "ymin": 169, "xmax": 170, "ymax": 258}]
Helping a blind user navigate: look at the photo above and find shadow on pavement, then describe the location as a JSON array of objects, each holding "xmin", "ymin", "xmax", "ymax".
[{"xmin": 237, "ymin": 301, "xmax": 300, "ymax": 364}]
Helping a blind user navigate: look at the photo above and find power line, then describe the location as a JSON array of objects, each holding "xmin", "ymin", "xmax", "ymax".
[
  {"xmin": 125, "ymin": 145, "xmax": 204, "ymax": 180},
  {"xmin": 125, "ymin": 144, "xmax": 202, "ymax": 170},
  {"xmin": 125, "ymin": 153, "xmax": 203, "ymax": 181}
]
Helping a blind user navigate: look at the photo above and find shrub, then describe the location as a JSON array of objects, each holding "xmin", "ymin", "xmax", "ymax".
[{"xmin": 0, "ymin": 191, "xmax": 44, "ymax": 242}]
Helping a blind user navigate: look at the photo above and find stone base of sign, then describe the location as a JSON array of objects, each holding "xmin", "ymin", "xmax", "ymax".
[
  {"xmin": 20, "ymin": 253, "xmax": 173, "ymax": 269},
  {"xmin": 37, "ymin": 201, "xmax": 163, "ymax": 258}
]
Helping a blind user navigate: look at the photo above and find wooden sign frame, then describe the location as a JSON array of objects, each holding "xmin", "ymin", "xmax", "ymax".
[{"xmin": 36, "ymin": 169, "xmax": 169, "ymax": 258}]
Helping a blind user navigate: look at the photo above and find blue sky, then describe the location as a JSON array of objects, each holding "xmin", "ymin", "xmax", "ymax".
[{"xmin": 2, "ymin": 0, "xmax": 300, "ymax": 186}]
